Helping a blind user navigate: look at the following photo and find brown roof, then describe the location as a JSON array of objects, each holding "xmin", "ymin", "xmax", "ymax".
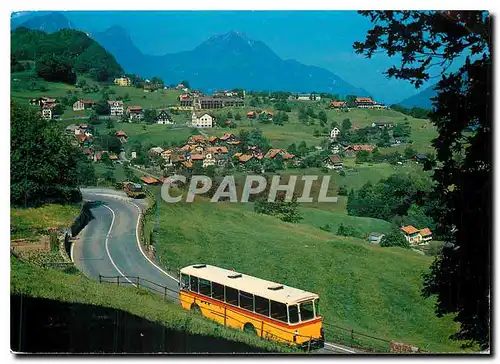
[
  {"xmin": 238, "ymin": 154, "xmax": 253, "ymax": 163},
  {"xmin": 227, "ymin": 141, "xmax": 241, "ymax": 145},
  {"xmin": 401, "ymin": 225, "xmax": 419, "ymax": 235},
  {"xmin": 182, "ymin": 161, "xmax": 193, "ymax": 168},
  {"xmin": 327, "ymin": 155, "xmax": 343, "ymax": 163},
  {"xmin": 206, "ymin": 146, "xmax": 229, "ymax": 154},
  {"xmin": 219, "ymin": 133, "xmax": 236, "ymax": 141},
  {"xmin": 140, "ymin": 176, "xmax": 160, "ymax": 184},
  {"xmin": 419, "ymin": 228, "xmax": 432, "ymax": 237},
  {"xmin": 355, "ymin": 97, "xmax": 375, "ymax": 104},
  {"xmin": 209, "ymin": 136, "xmax": 218, "ymax": 143},
  {"xmin": 264, "ymin": 149, "xmax": 281, "ymax": 159},
  {"xmin": 127, "ymin": 105, "xmax": 143, "ymax": 112},
  {"xmin": 187, "ymin": 135, "xmax": 207, "ymax": 144},
  {"xmin": 108, "ymin": 155, "xmax": 119, "ymax": 160},
  {"xmin": 81, "ymin": 99, "xmax": 95, "ymax": 105},
  {"xmin": 190, "ymin": 154, "xmax": 204, "ymax": 160},
  {"xmin": 345, "ymin": 145, "xmax": 376, "ymax": 152},
  {"xmin": 329, "ymin": 101, "xmax": 346, "ymax": 108}
]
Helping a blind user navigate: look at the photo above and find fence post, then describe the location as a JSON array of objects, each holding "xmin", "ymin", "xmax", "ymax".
[
  {"xmin": 99, "ymin": 275, "xmax": 101, "ymax": 284},
  {"xmin": 136, "ymin": 277, "xmax": 140, "ymax": 288},
  {"xmin": 164, "ymin": 286, "xmax": 167, "ymax": 301},
  {"xmin": 350, "ymin": 328, "xmax": 354, "ymax": 347},
  {"xmin": 117, "ymin": 276, "xmax": 120, "ymax": 286},
  {"xmin": 307, "ymin": 337, "xmax": 312, "ymax": 353}
]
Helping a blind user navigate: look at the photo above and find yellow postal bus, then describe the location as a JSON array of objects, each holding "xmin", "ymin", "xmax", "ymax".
[{"xmin": 179, "ymin": 264, "xmax": 324, "ymax": 349}]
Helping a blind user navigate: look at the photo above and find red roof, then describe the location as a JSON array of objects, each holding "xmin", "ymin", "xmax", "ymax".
[
  {"xmin": 401, "ymin": 225, "xmax": 419, "ymax": 235},
  {"xmin": 127, "ymin": 105, "xmax": 143, "ymax": 112},
  {"xmin": 140, "ymin": 176, "xmax": 160, "ymax": 184},
  {"xmin": 108, "ymin": 155, "xmax": 119, "ymax": 160},
  {"xmin": 81, "ymin": 99, "xmax": 95, "ymax": 105},
  {"xmin": 419, "ymin": 228, "xmax": 432, "ymax": 237},
  {"xmin": 329, "ymin": 101, "xmax": 346, "ymax": 108},
  {"xmin": 219, "ymin": 133, "xmax": 236, "ymax": 141},
  {"xmin": 355, "ymin": 97, "xmax": 375, "ymax": 104},
  {"xmin": 115, "ymin": 130, "xmax": 127, "ymax": 137},
  {"xmin": 345, "ymin": 145, "xmax": 376, "ymax": 152}
]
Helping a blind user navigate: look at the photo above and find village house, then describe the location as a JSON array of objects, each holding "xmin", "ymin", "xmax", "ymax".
[
  {"xmin": 73, "ymin": 99, "xmax": 95, "ymax": 111},
  {"xmin": 114, "ymin": 77, "xmax": 131, "ymax": 87},
  {"xmin": 260, "ymin": 110, "xmax": 274, "ymax": 121},
  {"xmin": 41, "ymin": 106, "xmax": 53, "ymax": 120},
  {"xmin": 400, "ymin": 225, "xmax": 433, "ymax": 245},
  {"xmin": 115, "ymin": 130, "xmax": 128, "ymax": 143},
  {"xmin": 219, "ymin": 133, "xmax": 239, "ymax": 144},
  {"xmin": 330, "ymin": 142, "xmax": 343, "ymax": 155},
  {"xmin": 202, "ymin": 152, "xmax": 216, "ymax": 168},
  {"xmin": 324, "ymin": 155, "xmax": 344, "ymax": 170},
  {"xmin": 327, "ymin": 100, "xmax": 347, "ymax": 109},
  {"xmin": 187, "ymin": 135, "xmax": 208, "ymax": 146},
  {"xmin": 372, "ymin": 121, "xmax": 395, "ymax": 128},
  {"xmin": 148, "ymin": 147, "xmax": 164, "ymax": 156},
  {"xmin": 180, "ymin": 96, "xmax": 244, "ymax": 109},
  {"xmin": 191, "ymin": 112, "xmax": 214, "ymax": 128},
  {"xmin": 294, "ymin": 94, "xmax": 321, "ymax": 101},
  {"xmin": 413, "ymin": 154, "xmax": 428, "ymax": 163},
  {"xmin": 108, "ymin": 100, "xmax": 124, "ymax": 117},
  {"xmin": 355, "ymin": 97, "xmax": 377, "ymax": 108},
  {"xmin": 156, "ymin": 109, "xmax": 174, "ymax": 124},
  {"xmin": 344, "ymin": 144, "xmax": 376, "ymax": 157},
  {"xmin": 246, "ymin": 111, "xmax": 257, "ymax": 119},
  {"xmin": 330, "ymin": 127, "xmax": 341, "ymax": 139},
  {"xmin": 30, "ymin": 97, "xmax": 56, "ymax": 108},
  {"xmin": 126, "ymin": 106, "xmax": 143, "ymax": 121},
  {"xmin": 368, "ymin": 232, "xmax": 385, "ymax": 244},
  {"xmin": 264, "ymin": 149, "xmax": 294, "ymax": 160}
]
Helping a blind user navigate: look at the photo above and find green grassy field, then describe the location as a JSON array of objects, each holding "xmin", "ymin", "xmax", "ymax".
[
  {"xmin": 11, "ymin": 204, "xmax": 81, "ymax": 239},
  {"xmin": 144, "ymin": 199, "xmax": 466, "ymax": 353},
  {"xmin": 11, "ymin": 73, "xmax": 183, "ymax": 114},
  {"xmin": 10, "ymin": 257, "xmax": 293, "ymax": 353}
]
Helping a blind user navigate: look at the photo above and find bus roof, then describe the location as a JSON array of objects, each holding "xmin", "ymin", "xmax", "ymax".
[{"xmin": 180, "ymin": 264, "xmax": 319, "ymax": 305}]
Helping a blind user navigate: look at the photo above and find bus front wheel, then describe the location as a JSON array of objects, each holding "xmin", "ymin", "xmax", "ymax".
[
  {"xmin": 243, "ymin": 323, "xmax": 257, "ymax": 335},
  {"xmin": 190, "ymin": 303, "xmax": 201, "ymax": 314}
]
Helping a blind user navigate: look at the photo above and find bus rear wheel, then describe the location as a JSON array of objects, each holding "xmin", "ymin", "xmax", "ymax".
[
  {"xmin": 190, "ymin": 303, "xmax": 201, "ymax": 314},
  {"xmin": 243, "ymin": 323, "xmax": 257, "ymax": 335}
]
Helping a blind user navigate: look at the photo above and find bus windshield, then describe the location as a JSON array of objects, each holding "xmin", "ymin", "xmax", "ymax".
[{"xmin": 300, "ymin": 301, "xmax": 315, "ymax": 321}]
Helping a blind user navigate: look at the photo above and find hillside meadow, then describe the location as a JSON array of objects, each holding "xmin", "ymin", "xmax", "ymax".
[{"xmin": 144, "ymin": 198, "xmax": 467, "ymax": 353}]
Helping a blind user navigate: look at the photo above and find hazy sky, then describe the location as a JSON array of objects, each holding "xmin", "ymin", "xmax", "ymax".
[{"xmin": 14, "ymin": 11, "xmax": 455, "ymax": 103}]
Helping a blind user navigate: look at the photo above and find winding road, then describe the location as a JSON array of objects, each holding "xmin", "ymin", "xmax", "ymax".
[
  {"xmin": 73, "ymin": 188, "xmax": 358, "ymax": 354},
  {"xmin": 73, "ymin": 188, "xmax": 179, "ymax": 301}
]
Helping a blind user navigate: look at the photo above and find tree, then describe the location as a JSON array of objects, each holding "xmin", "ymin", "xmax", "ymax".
[
  {"xmin": 380, "ymin": 229, "xmax": 410, "ymax": 249},
  {"xmin": 318, "ymin": 110, "xmax": 327, "ymax": 123},
  {"xmin": 143, "ymin": 109, "xmax": 158, "ymax": 124},
  {"xmin": 35, "ymin": 54, "xmax": 76, "ymax": 84},
  {"xmin": 345, "ymin": 95, "xmax": 357, "ymax": 108},
  {"xmin": 377, "ymin": 128, "xmax": 392, "ymax": 147},
  {"xmin": 106, "ymin": 119, "xmax": 114, "ymax": 129},
  {"xmin": 95, "ymin": 100, "xmax": 111, "ymax": 115},
  {"xmin": 355, "ymin": 150, "xmax": 370, "ymax": 163},
  {"xmin": 180, "ymin": 80, "xmax": 190, "ymax": 89},
  {"xmin": 10, "ymin": 101, "xmax": 95, "ymax": 206},
  {"xmin": 355, "ymin": 11, "xmax": 491, "ymax": 348},
  {"xmin": 52, "ymin": 104, "xmax": 65, "ymax": 116},
  {"xmin": 235, "ymin": 112, "xmax": 242, "ymax": 121},
  {"xmin": 342, "ymin": 118, "xmax": 352, "ymax": 131},
  {"xmin": 151, "ymin": 76, "xmax": 164, "ymax": 88},
  {"xmin": 404, "ymin": 146, "xmax": 418, "ymax": 159},
  {"xmin": 227, "ymin": 111, "xmax": 233, "ymax": 119}
]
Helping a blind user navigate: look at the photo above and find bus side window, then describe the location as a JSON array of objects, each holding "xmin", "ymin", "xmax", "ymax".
[
  {"xmin": 239, "ymin": 291, "xmax": 254, "ymax": 311},
  {"xmin": 225, "ymin": 286, "xmax": 239, "ymax": 306},
  {"xmin": 255, "ymin": 295, "xmax": 270, "ymax": 317},
  {"xmin": 211, "ymin": 282, "xmax": 224, "ymax": 301},
  {"xmin": 270, "ymin": 301, "xmax": 288, "ymax": 323},
  {"xmin": 181, "ymin": 273, "xmax": 190, "ymax": 290},
  {"xmin": 190, "ymin": 276, "xmax": 199, "ymax": 293},
  {"xmin": 288, "ymin": 304, "xmax": 299, "ymax": 324},
  {"xmin": 199, "ymin": 279, "xmax": 211, "ymax": 296}
]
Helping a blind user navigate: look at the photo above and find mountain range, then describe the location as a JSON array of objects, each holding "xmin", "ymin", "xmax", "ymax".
[
  {"xmin": 396, "ymin": 84, "xmax": 437, "ymax": 109},
  {"xmin": 12, "ymin": 12, "xmax": 370, "ymax": 96}
]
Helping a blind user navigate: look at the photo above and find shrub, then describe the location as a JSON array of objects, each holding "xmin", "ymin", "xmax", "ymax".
[{"xmin": 380, "ymin": 229, "xmax": 410, "ymax": 249}]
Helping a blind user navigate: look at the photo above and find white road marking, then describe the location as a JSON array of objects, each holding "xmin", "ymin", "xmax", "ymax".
[
  {"xmin": 102, "ymin": 204, "xmax": 137, "ymax": 287},
  {"xmin": 70, "ymin": 241, "xmax": 74, "ymax": 263},
  {"xmin": 129, "ymin": 201, "xmax": 180, "ymax": 283},
  {"xmin": 324, "ymin": 342, "xmax": 357, "ymax": 354}
]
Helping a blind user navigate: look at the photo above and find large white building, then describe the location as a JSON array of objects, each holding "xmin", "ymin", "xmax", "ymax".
[
  {"xmin": 108, "ymin": 100, "xmax": 124, "ymax": 117},
  {"xmin": 191, "ymin": 112, "xmax": 214, "ymax": 128}
]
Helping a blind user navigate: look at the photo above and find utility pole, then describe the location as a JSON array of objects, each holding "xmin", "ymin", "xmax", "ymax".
[{"xmin": 154, "ymin": 190, "xmax": 160, "ymax": 265}]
